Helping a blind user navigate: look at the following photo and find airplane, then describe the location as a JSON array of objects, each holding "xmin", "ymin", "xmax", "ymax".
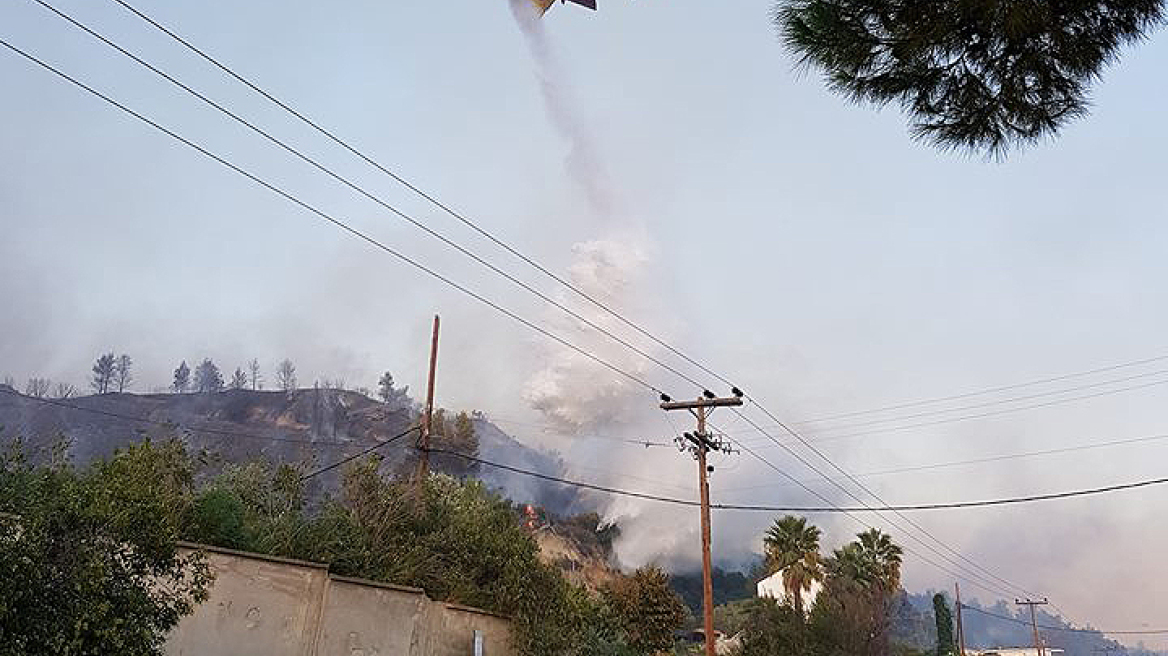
[{"xmin": 530, "ymin": 0, "xmax": 598, "ymax": 17}]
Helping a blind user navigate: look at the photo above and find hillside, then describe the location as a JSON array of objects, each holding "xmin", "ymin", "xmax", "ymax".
[{"xmin": 0, "ymin": 385, "xmax": 580, "ymax": 512}]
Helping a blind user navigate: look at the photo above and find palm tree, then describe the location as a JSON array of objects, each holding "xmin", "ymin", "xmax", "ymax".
[
  {"xmin": 775, "ymin": 0, "xmax": 1166, "ymax": 157},
  {"xmin": 832, "ymin": 528, "xmax": 904, "ymax": 590},
  {"xmin": 763, "ymin": 515, "xmax": 824, "ymax": 615}
]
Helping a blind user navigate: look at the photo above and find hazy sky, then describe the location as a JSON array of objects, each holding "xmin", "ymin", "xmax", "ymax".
[{"xmin": 3, "ymin": 0, "xmax": 1167, "ymax": 643}]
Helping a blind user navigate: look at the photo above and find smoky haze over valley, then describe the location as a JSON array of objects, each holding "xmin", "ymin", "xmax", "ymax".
[{"xmin": 2, "ymin": 0, "xmax": 1168, "ymax": 649}]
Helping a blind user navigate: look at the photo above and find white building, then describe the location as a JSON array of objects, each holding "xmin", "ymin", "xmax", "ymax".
[{"xmin": 756, "ymin": 570, "xmax": 823, "ymax": 609}]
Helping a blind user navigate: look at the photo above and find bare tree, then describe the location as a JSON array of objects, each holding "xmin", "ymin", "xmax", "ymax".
[
  {"xmin": 91, "ymin": 353, "xmax": 116, "ymax": 394},
  {"xmin": 1, "ymin": 375, "xmax": 14, "ymax": 388},
  {"xmin": 113, "ymin": 354, "xmax": 133, "ymax": 393},
  {"xmin": 173, "ymin": 361, "xmax": 191, "ymax": 393},
  {"xmin": 25, "ymin": 378, "xmax": 51, "ymax": 398},
  {"xmin": 247, "ymin": 358, "xmax": 263, "ymax": 390},
  {"xmin": 52, "ymin": 382, "xmax": 76, "ymax": 399},
  {"xmin": 229, "ymin": 367, "xmax": 248, "ymax": 390},
  {"xmin": 275, "ymin": 359, "xmax": 297, "ymax": 392}
]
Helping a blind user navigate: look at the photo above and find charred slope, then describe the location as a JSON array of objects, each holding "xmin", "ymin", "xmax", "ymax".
[{"xmin": 0, "ymin": 385, "xmax": 584, "ymax": 513}]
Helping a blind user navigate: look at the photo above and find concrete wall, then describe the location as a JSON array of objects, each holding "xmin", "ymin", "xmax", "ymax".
[{"xmin": 167, "ymin": 543, "xmax": 514, "ymax": 656}]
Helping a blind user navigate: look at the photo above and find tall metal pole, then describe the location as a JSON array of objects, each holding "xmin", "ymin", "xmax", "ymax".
[
  {"xmin": 955, "ymin": 583, "xmax": 966, "ymax": 656},
  {"xmin": 695, "ymin": 406, "xmax": 716, "ymax": 656},
  {"xmin": 414, "ymin": 314, "xmax": 440, "ymax": 492}
]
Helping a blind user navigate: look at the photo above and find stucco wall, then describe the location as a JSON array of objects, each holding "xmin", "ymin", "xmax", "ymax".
[
  {"xmin": 167, "ymin": 543, "xmax": 514, "ymax": 656},
  {"xmin": 425, "ymin": 603, "xmax": 513, "ymax": 656},
  {"xmin": 166, "ymin": 547, "xmax": 328, "ymax": 656}
]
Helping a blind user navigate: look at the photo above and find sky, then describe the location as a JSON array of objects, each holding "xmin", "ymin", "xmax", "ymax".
[{"xmin": 2, "ymin": 0, "xmax": 1168, "ymax": 644}]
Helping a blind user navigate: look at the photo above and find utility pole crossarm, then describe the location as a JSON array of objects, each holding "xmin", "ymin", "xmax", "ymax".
[{"xmin": 659, "ymin": 397, "xmax": 744, "ymax": 411}]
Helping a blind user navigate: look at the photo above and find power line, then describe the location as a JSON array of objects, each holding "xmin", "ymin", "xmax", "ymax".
[
  {"xmin": 757, "ymin": 368, "xmax": 1168, "ymax": 436},
  {"xmin": 718, "ymin": 430, "xmax": 1168, "ymax": 494},
  {"xmin": 719, "ymin": 409, "xmax": 1029, "ymax": 599},
  {"xmin": 743, "ymin": 397, "xmax": 1047, "ymax": 598},
  {"xmin": 959, "ymin": 604, "xmax": 1168, "ymax": 636},
  {"xmin": 299, "ymin": 426, "xmax": 419, "ymax": 481},
  {"xmin": 793, "ymin": 353, "xmax": 1168, "ymax": 424},
  {"xmin": 741, "ymin": 377, "xmax": 1168, "ymax": 448},
  {"xmin": 104, "ymin": 0, "xmax": 737, "ymax": 393},
  {"xmin": 37, "ymin": 0, "xmax": 1062, "ymax": 603},
  {"xmin": 4, "ymin": 5, "xmax": 1062, "ymax": 607},
  {"xmin": 23, "ymin": 0, "xmax": 706, "ymax": 394},
  {"xmin": 425, "ymin": 442, "xmax": 1168, "ymax": 513},
  {"xmin": 12, "ymin": 387, "xmax": 1166, "ymax": 515},
  {"xmin": 485, "ymin": 416, "xmax": 674, "ymax": 448},
  {"xmin": 0, "ymin": 36, "xmax": 665, "ymax": 399}
]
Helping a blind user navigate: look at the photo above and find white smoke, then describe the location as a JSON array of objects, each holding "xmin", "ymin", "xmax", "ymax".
[
  {"xmin": 523, "ymin": 239, "xmax": 654, "ymax": 433},
  {"xmin": 507, "ymin": 0, "xmax": 749, "ymax": 572}
]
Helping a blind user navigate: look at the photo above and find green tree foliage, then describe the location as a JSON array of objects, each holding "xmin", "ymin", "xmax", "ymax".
[
  {"xmin": 0, "ymin": 440, "xmax": 212, "ymax": 656},
  {"xmin": 831, "ymin": 528, "xmax": 903, "ymax": 589},
  {"xmin": 739, "ymin": 523, "xmax": 909, "ymax": 656},
  {"xmin": 763, "ymin": 515, "xmax": 824, "ymax": 615},
  {"xmin": 811, "ymin": 529, "xmax": 904, "ymax": 656},
  {"xmin": 428, "ymin": 408, "xmax": 480, "ymax": 477},
  {"xmin": 933, "ymin": 593, "xmax": 956, "ymax": 656},
  {"xmin": 775, "ymin": 0, "xmax": 1166, "ymax": 156},
  {"xmin": 739, "ymin": 597, "xmax": 809, "ymax": 656},
  {"xmin": 670, "ymin": 568, "xmax": 755, "ymax": 615},
  {"xmin": 183, "ymin": 457, "xmax": 594, "ymax": 656},
  {"xmin": 601, "ymin": 566, "xmax": 687, "ymax": 655}
]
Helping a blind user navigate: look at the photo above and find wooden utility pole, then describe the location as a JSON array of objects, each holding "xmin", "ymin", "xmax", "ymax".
[
  {"xmin": 1016, "ymin": 598, "xmax": 1049, "ymax": 656},
  {"xmin": 414, "ymin": 315, "xmax": 441, "ymax": 493},
  {"xmin": 955, "ymin": 583, "xmax": 966, "ymax": 656},
  {"xmin": 660, "ymin": 391, "xmax": 743, "ymax": 656}
]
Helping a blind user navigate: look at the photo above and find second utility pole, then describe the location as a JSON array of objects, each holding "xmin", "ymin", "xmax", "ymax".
[
  {"xmin": 414, "ymin": 314, "xmax": 441, "ymax": 498},
  {"xmin": 1016, "ymin": 598, "xmax": 1049, "ymax": 656},
  {"xmin": 661, "ymin": 391, "xmax": 742, "ymax": 656}
]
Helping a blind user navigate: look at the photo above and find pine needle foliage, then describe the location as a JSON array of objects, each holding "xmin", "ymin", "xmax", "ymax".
[{"xmin": 775, "ymin": 0, "xmax": 1166, "ymax": 156}]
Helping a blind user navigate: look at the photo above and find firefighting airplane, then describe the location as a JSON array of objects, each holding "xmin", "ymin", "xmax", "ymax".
[{"xmin": 530, "ymin": 0, "xmax": 598, "ymax": 16}]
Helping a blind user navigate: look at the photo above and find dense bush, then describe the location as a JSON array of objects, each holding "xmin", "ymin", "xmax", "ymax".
[{"xmin": 0, "ymin": 440, "xmax": 211, "ymax": 656}]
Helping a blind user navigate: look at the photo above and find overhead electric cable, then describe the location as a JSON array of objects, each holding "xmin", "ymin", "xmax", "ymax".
[
  {"xmin": 24, "ymin": 0, "xmax": 708, "ymax": 393},
  {"xmin": 735, "ymin": 399, "xmax": 1043, "ymax": 599},
  {"xmin": 717, "ymin": 410, "xmax": 1028, "ymax": 598},
  {"xmin": 765, "ymin": 367, "xmax": 1168, "ymax": 434},
  {"xmin": 81, "ymin": 0, "xmax": 1076, "ymax": 602},
  {"xmin": 0, "ymin": 36, "xmax": 665, "ymax": 398},
  {"xmin": 104, "ymin": 0, "xmax": 738, "ymax": 392},
  {"xmin": 741, "ymin": 376, "xmax": 1168, "ymax": 448},
  {"xmin": 959, "ymin": 604, "xmax": 1168, "ymax": 636},
  {"xmin": 7, "ymin": 4, "xmax": 1063, "ymax": 606},
  {"xmin": 419, "ymin": 445, "xmax": 1168, "ymax": 513},
  {"xmin": 795, "ymin": 353, "xmax": 1168, "ymax": 424},
  {"xmin": 299, "ymin": 425, "xmax": 419, "ymax": 481},
  {"xmin": 718, "ymin": 429, "xmax": 1168, "ymax": 494}
]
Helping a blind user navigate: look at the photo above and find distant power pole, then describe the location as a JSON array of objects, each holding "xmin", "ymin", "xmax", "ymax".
[
  {"xmin": 1016, "ymin": 598, "xmax": 1050, "ymax": 656},
  {"xmin": 955, "ymin": 583, "xmax": 966, "ymax": 656},
  {"xmin": 660, "ymin": 389, "xmax": 743, "ymax": 656},
  {"xmin": 414, "ymin": 315, "xmax": 441, "ymax": 496}
]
